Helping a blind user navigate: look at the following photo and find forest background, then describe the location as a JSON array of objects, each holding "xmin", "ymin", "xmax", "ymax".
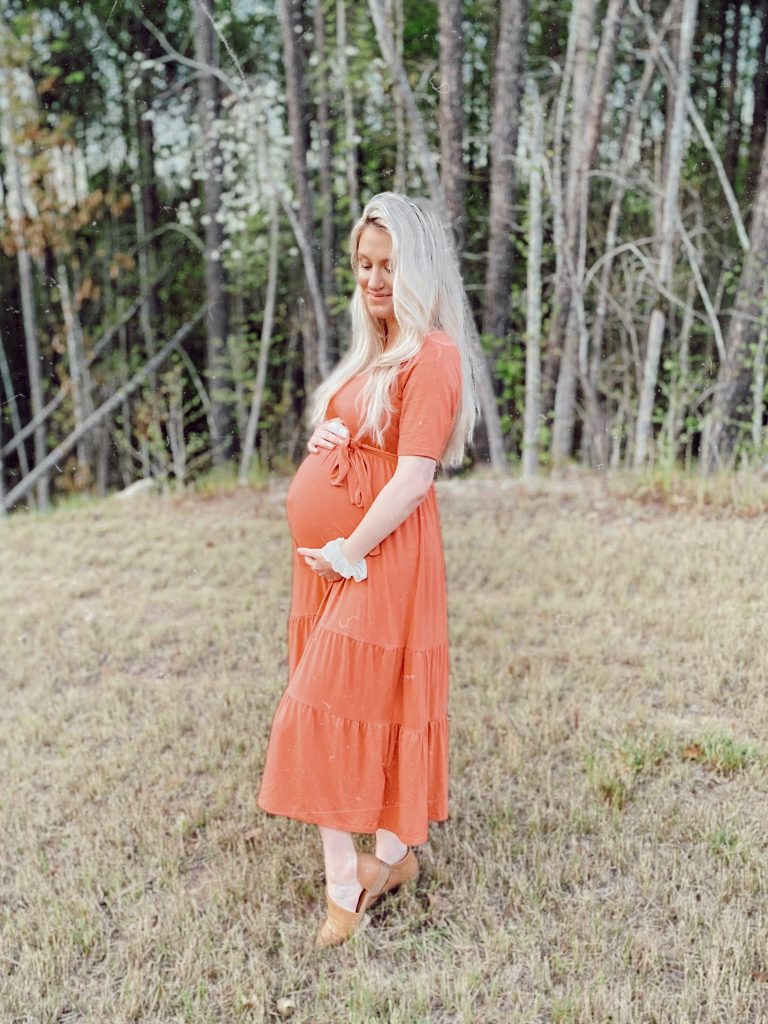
[
  {"xmin": 2, "ymin": 0, "xmax": 768, "ymax": 512},
  {"xmin": 6, "ymin": 4, "xmax": 768, "ymax": 1021}
]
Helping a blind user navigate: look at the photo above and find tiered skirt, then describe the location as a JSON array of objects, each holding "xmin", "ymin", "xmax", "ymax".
[{"xmin": 257, "ymin": 440, "xmax": 450, "ymax": 844}]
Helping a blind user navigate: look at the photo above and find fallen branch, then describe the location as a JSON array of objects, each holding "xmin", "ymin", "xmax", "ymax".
[
  {"xmin": 2, "ymin": 260, "xmax": 178, "ymax": 459},
  {"xmin": 2, "ymin": 305, "xmax": 206, "ymax": 513}
]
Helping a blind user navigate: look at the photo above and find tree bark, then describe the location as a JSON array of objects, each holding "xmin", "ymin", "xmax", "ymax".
[
  {"xmin": 482, "ymin": 0, "xmax": 529, "ymax": 341},
  {"xmin": 336, "ymin": 0, "xmax": 361, "ymax": 222},
  {"xmin": 542, "ymin": 0, "xmax": 596, "ymax": 426},
  {"xmin": 0, "ymin": 80, "xmax": 49, "ymax": 508},
  {"xmin": 386, "ymin": 0, "xmax": 407, "ymax": 194},
  {"xmin": 438, "ymin": 0, "xmax": 466, "ymax": 249},
  {"xmin": 552, "ymin": 0, "xmax": 625, "ymax": 466},
  {"xmin": 368, "ymin": 0, "xmax": 507, "ymax": 470},
  {"xmin": 57, "ymin": 260, "xmax": 96, "ymax": 479},
  {"xmin": 703, "ymin": 113, "xmax": 768, "ymax": 470},
  {"xmin": 314, "ymin": 0, "xmax": 336, "ymax": 353},
  {"xmin": 0, "ymin": 309, "xmax": 31, "ymax": 482},
  {"xmin": 128, "ymin": 53, "xmax": 161, "ymax": 387},
  {"xmin": 590, "ymin": 0, "xmax": 678, "ymax": 432},
  {"xmin": 193, "ymin": 0, "xmax": 232, "ymax": 463},
  {"xmin": 723, "ymin": 0, "xmax": 743, "ymax": 185},
  {"xmin": 746, "ymin": 0, "xmax": 768, "ymax": 199},
  {"xmin": 280, "ymin": 0, "xmax": 324, "ymax": 390},
  {"xmin": 634, "ymin": 0, "xmax": 699, "ymax": 468},
  {"xmin": 522, "ymin": 80, "xmax": 543, "ymax": 478},
  {"xmin": 240, "ymin": 197, "xmax": 280, "ymax": 483}
]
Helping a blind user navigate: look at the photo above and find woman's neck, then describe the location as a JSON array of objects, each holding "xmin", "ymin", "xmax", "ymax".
[{"xmin": 383, "ymin": 319, "xmax": 399, "ymax": 350}]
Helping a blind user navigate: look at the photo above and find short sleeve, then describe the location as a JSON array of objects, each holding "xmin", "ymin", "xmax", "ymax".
[{"xmin": 397, "ymin": 334, "xmax": 462, "ymax": 461}]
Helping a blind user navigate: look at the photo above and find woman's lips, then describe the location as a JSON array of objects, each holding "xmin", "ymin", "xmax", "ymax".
[{"xmin": 368, "ymin": 292, "xmax": 391, "ymax": 299}]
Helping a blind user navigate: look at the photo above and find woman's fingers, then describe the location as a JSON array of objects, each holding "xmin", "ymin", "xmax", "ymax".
[
  {"xmin": 308, "ymin": 435, "xmax": 341, "ymax": 452},
  {"xmin": 307, "ymin": 420, "xmax": 348, "ymax": 453}
]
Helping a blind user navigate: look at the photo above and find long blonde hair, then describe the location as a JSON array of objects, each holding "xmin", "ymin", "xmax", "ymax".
[{"xmin": 308, "ymin": 192, "xmax": 479, "ymax": 468}]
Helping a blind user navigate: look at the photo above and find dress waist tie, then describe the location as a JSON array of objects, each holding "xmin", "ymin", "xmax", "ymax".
[{"xmin": 328, "ymin": 438, "xmax": 398, "ymax": 557}]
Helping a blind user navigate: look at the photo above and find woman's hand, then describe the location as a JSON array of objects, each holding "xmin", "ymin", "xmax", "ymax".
[
  {"xmin": 307, "ymin": 418, "xmax": 350, "ymax": 454},
  {"xmin": 296, "ymin": 547, "xmax": 344, "ymax": 581}
]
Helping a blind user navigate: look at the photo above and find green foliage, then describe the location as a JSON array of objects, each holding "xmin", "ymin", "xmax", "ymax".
[
  {"xmin": 683, "ymin": 733, "xmax": 763, "ymax": 775},
  {"xmin": 4, "ymin": 0, "xmax": 768, "ymax": 506}
]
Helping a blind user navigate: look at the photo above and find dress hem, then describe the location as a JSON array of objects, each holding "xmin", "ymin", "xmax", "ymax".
[{"xmin": 256, "ymin": 799, "xmax": 448, "ymax": 847}]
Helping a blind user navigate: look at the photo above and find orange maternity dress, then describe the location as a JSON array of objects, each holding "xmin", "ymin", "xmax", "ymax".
[{"xmin": 257, "ymin": 330, "xmax": 461, "ymax": 845}]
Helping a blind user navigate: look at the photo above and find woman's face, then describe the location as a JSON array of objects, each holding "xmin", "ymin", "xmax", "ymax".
[{"xmin": 357, "ymin": 225, "xmax": 395, "ymax": 324}]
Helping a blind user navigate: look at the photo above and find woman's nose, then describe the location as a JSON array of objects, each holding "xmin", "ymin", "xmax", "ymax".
[{"xmin": 369, "ymin": 266, "xmax": 385, "ymax": 289}]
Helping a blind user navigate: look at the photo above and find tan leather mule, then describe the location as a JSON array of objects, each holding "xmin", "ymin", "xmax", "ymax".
[
  {"xmin": 314, "ymin": 852, "xmax": 391, "ymax": 948},
  {"xmin": 369, "ymin": 848, "xmax": 419, "ymax": 905}
]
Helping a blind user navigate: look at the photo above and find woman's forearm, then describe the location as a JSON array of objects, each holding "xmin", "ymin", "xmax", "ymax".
[{"xmin": 340, "ymin": 473, "xmax": 431, "ymax": 564}]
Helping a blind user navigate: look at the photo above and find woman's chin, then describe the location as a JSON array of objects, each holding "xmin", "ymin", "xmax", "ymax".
[{"xmin": 366, "ymin": 302, "xmax": 393, "ymax": 320}]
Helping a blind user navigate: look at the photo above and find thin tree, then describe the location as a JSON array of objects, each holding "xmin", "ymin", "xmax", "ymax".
[
  {"xmin": 193, "ymin": 0, "xmax": 232, "ymax": 463},
  {"xmin": 56, "ymin": 260, "xmax": 96, "ymax": 478},
  {"xmin": 438, "ymin": 0, "xmax": 466, "ymax": 248},
  {"xmin": 368, "ymin": 0, "xmax": 507, "ymax": 470},
  {"xmin": 481, "ymin": 0, "xmax": 529, "ymax": 341},
  {"xmin": 634, "ymin": 0, "xmax": 699, "ymax": 467},
  {"xmin": 522, "ymin": 80, "xmax": 544, "ymax": 478},
  {"xmin": 280, "ymin": 0, "xmax": 328, "ymax": 389},
  {"xmin": 0, "ymin": 48, "xmax": 49, "ymax": 508},
  {"xmin": 314, "ymin": 0, "xmax": 336, "ymax": 351},
  {"xmin": 542, "ymin": 0, "xmax": 596, "ymax": 427},
  {"xmin": 551, "ymin": 0, "xmax": 625, "ymax": 466},
  {"xmin": 240, "ymin": 197, "xmax": 280, "ymax": 483},
  {"xmin": 703, "ymin": 112, "xmax": 768, "ymax": 470},
  {"xmin": 335, "ymin": 0, "xmax": 360, "ymax": 222}
]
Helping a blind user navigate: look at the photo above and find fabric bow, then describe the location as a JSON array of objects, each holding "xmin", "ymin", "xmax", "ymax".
[{"xmin": 328, "ymin": 437, "xmax": 382, "ymax": 556}]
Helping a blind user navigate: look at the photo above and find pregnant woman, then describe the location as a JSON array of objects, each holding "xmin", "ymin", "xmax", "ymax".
[{"xmin": 257, "ymin": 191, "xmax": 477, "ymax": 947}]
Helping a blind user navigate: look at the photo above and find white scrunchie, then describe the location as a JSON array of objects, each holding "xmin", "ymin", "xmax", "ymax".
[{"xmin": 320, "ymin": 537, "xmax": 367, "ymax": 582}]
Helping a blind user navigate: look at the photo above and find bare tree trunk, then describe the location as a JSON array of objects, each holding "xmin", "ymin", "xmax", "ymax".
[
  {"xmin": 384, "ymin": 0, "xmax": 407, "ymax": 194},
  {"xmin": 2, "ymin": 307, "xmax": 206, "ymax": 513},
  {"xmin": 542, "ymin": 0, "xmax": 596, "ymax": 422},
  {"xmin": 118, "ymin": 323, "xmax": 133, "ymax": 486},
  {"xmin": 368, "ymin": 0, "xmax": 507, "ymax": 470},
  {"xmin": 57, "ymin": 261, "xmax": 96, "ymax": 479},
  {"xmin": 0, "ymin": 326, "xmax": 30, "ymax": 480},
  {"xmin": 746, "ymin": 0, "xmax": 768, "ymax": 198},
  {"xmin": 590, "ymin": 1, "xmax": 677, "ymax": 421},
  {"xmin": 522, "ymin": 80, "xmax": 543, "ymax": 478},
  {"xmin": 552, "ymin": 0, "xmax": 625, "ymax": 466},
  {"xmin": 314, "ymin": 0, "xmax": 336, "ymax": 352},
  {"xmin": 0, "ymin": 94, "xmax": 49, "ymax": 507},
  {"xmin": 703, "ymin": 113, "xmax": 768, "ymax": 470},
  {"xmin": 438, "ymin": 0, "xmax": 466, "ymax": 248},
  {"xmin": 0, "ymin": 390, "xmax": 5, "ymax": 516},
  {"xmin": 280, "ymin": 0, "xmax": 325, "ymax": 391},
  {"xmin": 634, "ymin": 0, "xmax": 698, "ymax": 468},
  {"xmin": 336, "ymin": 0, "xmax": 360, "ymax": 222},
  {"xmin": 128, "ymin": 71, "xmax": 160, "ymax": 389},
  {"xmin": 752, "ymin": 322, "xmax": 767, "ymax": 452},
  {"xmin": 482, "ymin": 0, "xmax": 529, "ymax": 341},
  {"xmin": 193, "ymin": 0, "xmax": 232, "ymax": 464},
  {"xmin": 240, "ymin": 197, "xmax": 280, "ymax": 483},
  {"xmin": 723, "ymin": 0, "xmax": 743, "ymax": 184},
  {"xmin": 631, "ymin": 0, "xmax": 748, "ymax": 252}
]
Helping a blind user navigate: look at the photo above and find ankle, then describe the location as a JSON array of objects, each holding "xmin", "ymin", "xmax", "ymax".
[
  {"xmin": 375, "ymin": 837, "xmax": 408, "ymax": 866},
  {"xmin": 328, "ymin": 880, "xmax": 363, "ymax": 913}
]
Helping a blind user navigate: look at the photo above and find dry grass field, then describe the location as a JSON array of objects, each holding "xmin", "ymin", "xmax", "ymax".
[{"xmin": 3, "ymin": 469, "xmax": 768, "ymax": 1023}]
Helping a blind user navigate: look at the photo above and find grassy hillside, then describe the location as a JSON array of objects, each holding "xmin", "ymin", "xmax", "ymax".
[{"xmin": 2, "ymin": 473, "xmax": 768, "ymax": 1023}]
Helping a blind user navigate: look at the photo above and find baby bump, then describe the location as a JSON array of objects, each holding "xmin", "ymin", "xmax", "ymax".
[{"xmin": 285, "ymin": 451, "xmax": 367, "ymax": 548}]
